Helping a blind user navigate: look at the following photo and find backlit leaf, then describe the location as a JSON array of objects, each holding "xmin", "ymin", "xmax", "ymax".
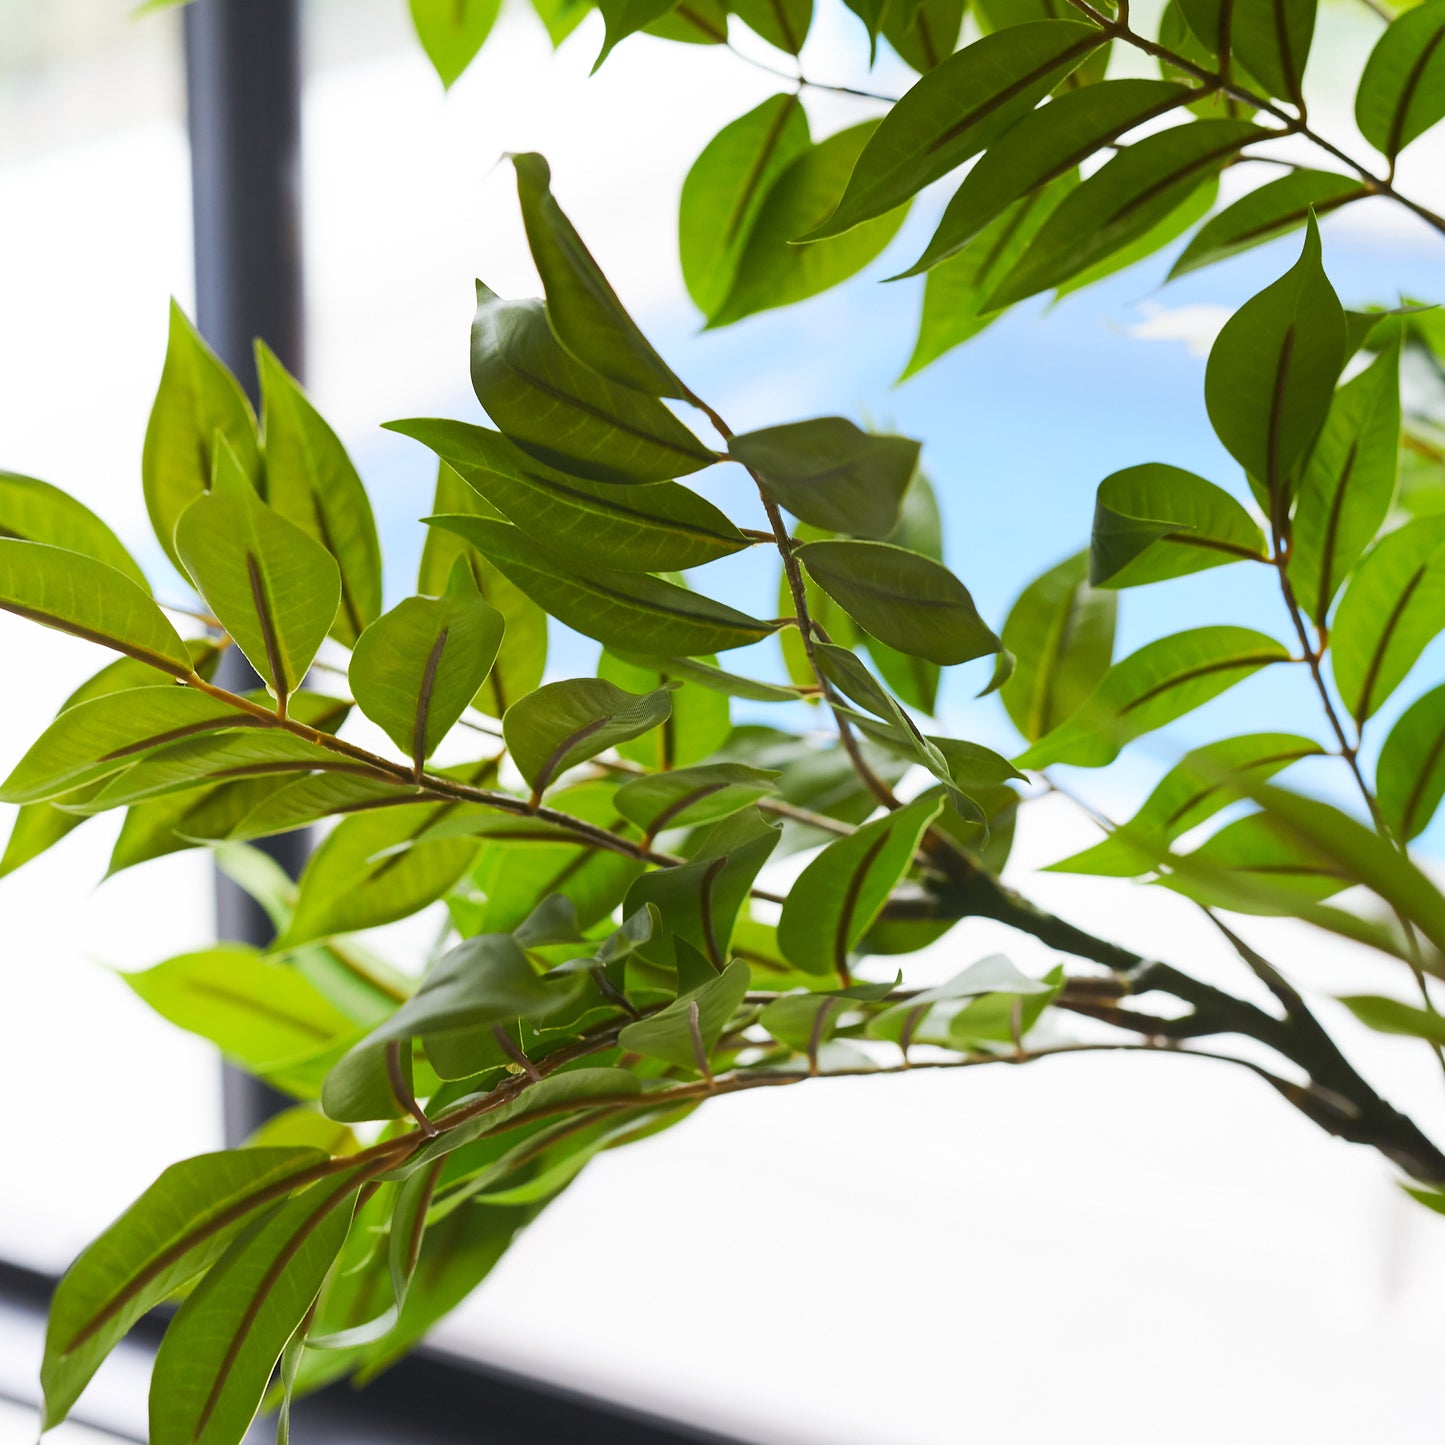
[
  {"xmin": 409, "ymin": 0, "xmax": 502, "ymax": 86},
  {"xmin": 1355, "ymin": 0, "xmax": 1445, "ymax": 160},
  {"xmin": 1378, "ymin": 682, "xmax": 1445, "ymax": 841},
  {"xmin": 0, "ymin": 471, "xmax": 149, "ymax": 589}
]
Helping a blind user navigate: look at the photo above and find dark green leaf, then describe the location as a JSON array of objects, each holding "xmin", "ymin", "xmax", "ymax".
[
  {"xmin": 1179, "ymin": 0, "xmax": 1315, "ymax": 103},
  {"xmin": 1090, "ymin": 462, "xmax": 1267, "ymax": 587},
  {"xmin": 389, "ymin": 418, "xmax": 747, "ymax": 571},
  {"xmin": 1016, "ymin": 626, "xmax": 1290, "ymax": 769},
  {"xmin": 512, "ymin": 153, "xmax": 685, "ymax": 397},
  {"xmin": 1203, "ymin": 214, "xmax": 1346, "ymax": 515},
  {"xmin": 469, "ymin": 283, "xmax": 714, "ymax": 485},
  {"xmin": 881, "ymin": 0, "xmax": 964, "ymax": 72},
  {"xmin": 797, "ymin": 538, "xmax": 999, "ymax": 665},
  {"xmin": 175, "ymin": 442, "xmax": 340, "ymax": 712},
  {"xmin": 595, "ymin": 0, "xmax": 679, "ymax": 66},
  {"xmin": 614, "ymin": 762, "xmax": 779, "ymax": 835},
  {"xmin": 616, "ymin": 958, "xmax": 751, "ymax": 1068},
  {"xmin": 730, "ymin": 0, "xmax": 812, "ymax": 52},
  {"xmin": 804, "ymin": 21, "xmax": 1105, "ymax": 241},
  {"xmin": 597, "ymin": 650, "xmax": 731, "ymax": 768},
  {"xmin": 409, "ymin": 0, "xmax": 502, "ymax": 86},
  {"xmin": 1378, "ymin": 682, "xmax": 1445, "ymax": 841},
  {"xmin": 428, "ymin": 515, "xmax": 779, "ymax": 654},
  {"xmin": 0, "ymin": 471, "xmax": 149, "ymax": 589},
  {"xmin": 609, "ymin": 650, "xmax": 802, "ymax": 702},
  {"xmin": 1355, "ymin": 0, "xmax": 1445, "ymax": 159},
  {"xmin": 142, "ymin": 301, "xmax": 259, "ymax": 572},
  {"xmin": 350, "ymin": 562, "xmax": 504, "ymax": 768},
  {"xmin": 646, "ymin": 0, "xmax": 728, "ymax": 42},
  {"xmin": 256, "ymin": 344, "xmax": 382, "ymax": 647},
  {"xmin": 503, "ymin": 677, "xmax": 675, "ymax": 794}
]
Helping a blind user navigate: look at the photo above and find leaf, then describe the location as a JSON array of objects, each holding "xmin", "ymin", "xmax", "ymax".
[
  {"xmin": 597, "ymin": 649, "xmax": 731, "ymax": 768},
  {"xmin": 1169, "ymin": 169, "xmax": 1370, "ymax": 279},
  {"xmin": 867, "ymin": 955, "xmax": 1050, "ymax": 1044},
  {"xmin": 409, "ymin": 0, "xmax": 502, "ymax": 86},
  {"xmin": 41, "ymin": 1148, "xmax": 328, "ymax": 1429},
  {"xmin": 730, "ymin": 418, "xmax": 920, "ymax": 538},
  {"xmin": 349, "ymin": 563, "xmax": 504, "ymax": 769},
  {"xmin": 614, "ymin": 762, "xmax": 780, "ymax": 835},
  {"xmin": 803, "ymin": 21, "xmax": 1106, "ymax": 241},
  {"xmin": 730, "ymin": 0, "xmax": 812, "ymax": 53},
  {"xmin": 985, "ymin": 119, "xmax": 1261, "ymax": 309},
  {"xmin": 256, "ymin": 344, "xmax": 382, "ymax": 647},
  {"xmin": 1340, "ymin": 993, "xmax": 1445, "ymax": 1046},
  {"xmin": 1180, "ymin": 0, "xmax": 1315, "ymax": 103},
  {"xmin": 1047, "ymin": 731, "xmax": 1323, "ymax": 875},
  {"xmin": 796, "ymin": 538, "xmax": 1000, "ymax": 666},
  {"xmin": 0, "ymin": 471, "xmax": 149, "ymax": 589},
  {"xmin": 1090, "ymin": 463, "xmax": 1267, "ymax": 587},
  {"xmin": 1330, "ymin": 515, "xmax": 1445, "ymax": 723},
  {"xmin": 511, "ymin": 153, "xmax": 684, "ymax": 397},
  {"xmin": 625, "ymin": 809, "xmax": 781, "ymax": 967},
  {"xmin": 0, "ymin": 538, "xmax": 193, "ymax": 677},
  {"xmin": 865, "ymin": 471, "xmax": 945, "ymax": 711},
  {"xmin": 1289, "ymin": 341, "xmax": 1401, "ymax": 624},
  {"xmin": 279, "ymin": 803, "xmax": 483, "ymax": 947},
  {"xmin": 899, "ymin": 172, "xmax": 1077, "ymax": 379},
  {"xmin": 778, "ymin": 795, "xmax": 943, "ymax": 976},
  {"xmin": 711, "ymin": 120, "xmax": 910, "ymax": 327},
  {"xmin": 594, "ymin": 0, "xmax": 679, "ymax": 66},
  {"xmin": 999, "ymin": 551, "xmax": 1116, "ymax": 742},
  {"xmin": 609, "ymin": 650, "xmax": 802, "ymax": 702},
  {"xmin": 148, "ymin": 1165, "xmax": 362, "ymax": 1445},
  {"xmin": 617, "ymin": 958, "xmax": 751, "ymax": 1068},
  {"xmin": 123, "ymin": 946, "xmax": 355, "ymax": 1084},
  {"xmin": 1015, "ymin": 626, "xmax": 1291, "ymax": 769},
  {"xmin": 645, "ymin": 0, "xmax": 727, "ymax": 44},
  {"xmin": 503, "ymin": 677, "xmax": 675, "ymax": 794},
  {"xmin": 1355, "ymin": 0, "xmax": 1445, "ymax": 160},
  {"xmin": 469, "ymin": 283, "xmax": 714, "ymax": 485},
  {"xmin": 176, "ymin": 442, "xmax": 340, "ymax": 712},
  {"xmin": 680, "ymin": 94, "xmax": 811, "ymax": 319},
  {"xmin": 142, "ymin": 300, "xmax": 259, "ymax": 572},
  {"xmin": 1378, "ymin": 683, "xmax": 1445, "ymax": 841},
  {"xmin": 882, "ymin": 0, "xmax": 964, "ymax": 72},
  {"xmin": 427, "ymin": 515, "xmax": 779, "ymax": 655},
  {"xmin": 903, "ymin": 78, "xmax": 1195, "ymax": 277},
  {"xmin": 1203, "ymin": 214, "xmax": 1346, "ymax": 517},
  {"xmin": 389, "ymin": 417, "xmax": 747, "ymax": 571},
  {"xmin": 419, "ymin": 461, "xmax": 546, "ymax": 716},
  {"xmin": 532, "ymin": 0, "xmax": 593, "ymax": 45}
]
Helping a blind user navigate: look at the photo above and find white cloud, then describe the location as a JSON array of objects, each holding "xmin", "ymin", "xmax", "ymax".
[{"xmin": 1125, "ymin": 299, "xmax": 1234, "ymax": 357}]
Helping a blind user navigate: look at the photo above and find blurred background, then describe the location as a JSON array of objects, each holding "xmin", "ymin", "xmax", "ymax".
[{"xmin": 2, "ymin": 0, "xmax": 1444, "ymax": 1440}]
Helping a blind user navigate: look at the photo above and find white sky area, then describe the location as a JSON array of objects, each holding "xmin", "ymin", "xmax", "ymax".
[{"xmin": 2, "ymin": 2, "xmax": 1445, "ymax": 1441}]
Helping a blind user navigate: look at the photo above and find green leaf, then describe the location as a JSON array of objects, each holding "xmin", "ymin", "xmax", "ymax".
[
  {"xmin": 1355, "ymin": 0, "xmax": 1445, "ymax": 160},
  {"xmin": 41, "ymin": 1148, "xmax": 328, "ymax": 1430},
  {"xmin": 427, "ymin": 515, "xmax": 779, "ymax": 655},
  {"xmin": 532, "ymin": 0, "xmax": 593, "ymax": 45},
  {"xmin": 680, "ymin": 94, "xmax": 811, "ymax": 318},
  {"xmin": 1378, "ymin": 683, "xmax": 1445, "ymax": 841},
  {"xmin": 503, "ymin": 677, "xmax": 676, "ymax": 794},
  {"xmin": 594, "ymin": 0, "xmax": 679, "ymax": 66},
  {"xmin": 142, "ymin": 301, "xmax": 259, "ymax": 572},
  {"xmin": 0, "ymin": 686, "xmax": 253, "ymax": 805},
  {"xmin": 730, "ymin": 418, "xmax": 920, "ymax": 538},
  {"xmin": 614, "ymin": 762, "xmax": 779, "ymax": 835},
  {"xmin": 389, "ymin": 418, "xmax": 747, "ymax": 571},
  {"xmin": 0, "ymin": 538, "xmax": 193, "ymax": 677},
  {"xmin": 730, "ymin": 0, "xmax": 812, "ymax": 53},
  {"xmin": 645, "ymin": 0, "xmax": 727, "ymax": 43},
  {"xmin": 1331, "ymin": 516, "xmax": 1445, "ymax": 723},
  {"xmin": 123, "ymin": 945, "xmax": 355, "ymax": 1085},
  {"xmin": 349, "ymin": 563, "xmax": 504, "ymax": 769},
  {"xmin": 1016, "ymin": 626, "xmax": 1290, "ymax": 769},
  {"xmin": 903, "ymin": 79, "xmax": 1195, "ymax": 277},
  {"xmin": 608, "ymin": 650, "xmax": 801, "ymax": 702},
  {"xmin": 899, "ymin": 172, "xmax": 1076, "ymax": 379},
  {"xmin": 175, "ymin": 442, "xmax": 340, "ymax": 712},
  {"xmin": 0, "ymin": 471, "xmax": 149, "ymax": 589},
  {"xmin": 1289, "ymin": 341, "xmax": 1401, "ymax": 624},
  {"xmin": 256, "ymin": 344, "xmax": 382, "ymax": 647},
  {"xmin": 1340, "ymin": 993, "xmax": 1445, "ymax": 1046},
  {"xmin": 803, "ymin": 21, "xmax": 1105, "ymax": 241},
  {"xmin": 597, "ymin": 650, "xmax": 731, "ymax": 768},
  {"xmin": 1090, "ymin": 463, "xmax": 1267, "ymax": 587},
  {"xmin": 796, "ymin": 539, "xmax": 1000, "ymax": 666},
  {"xmin": 409, "ymin": 0, "xmax": 502, "ymax": 86},
  {"xmin": 1169, "ymin": 169, "xmax": 1370, "ymax": 279},
  {"xmin": 469, "ymin": 283, "xmax": 714, "ymax": 485},
  {"xmin": 867, "ymin": 954, "xmax": 1050, "ymax": 1045},
  {"xmin": 511, "ymin": 153, "xmax": 684, "ymax": 397},
  {"xmin": 865, "ymin": 471, "xmax": 945, "ymax": 711},
  {"xmin": 625, "ymin": 809, "xmax": 781, "ymax": 967},
  {"xmin": 778, "ymin": 795, "xmax": 943, "ymax": 976},
  {"xmin": 148, "ymin": 1165, "xmax": 362, "ymax": 1445},
  {"xmin": 1203, "ymin": 214, "xmax": 1346, "ymax": 516},
  {"xmin": 105, "ymin": 779, "xmax": 280, "ymax": 876},
  {"xmin": 711, "ymin": 120, "xmax": 910, "ymax": 327},
  {"xmin": 1179, "ymin": 0, "xmax": 1315, "ymax": 103},
  {"xmin": 616, "ymin": 958, "xmax": 751, "ymax": 1068},
  {"xmin": 999, "ymin": 551, "xmax": 1116, "ymax": 742},
  {"xmin": 881, "ymin": 0, "xmax": 964, "ymax": 72},
  {"xmin": 985, "ymin": 120, "xmax": 1261, "ymax": 309},
  {"xmin": 279, "ymin": 803, "xmax": 483, "ymax": 947},
  {"xmin": 1047, "ymin": 731, "xmax": 1323, "ymax": 875},
  {"xmin": 419, "ymin": 461, "xmax": 546, "ymax": 716}
]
